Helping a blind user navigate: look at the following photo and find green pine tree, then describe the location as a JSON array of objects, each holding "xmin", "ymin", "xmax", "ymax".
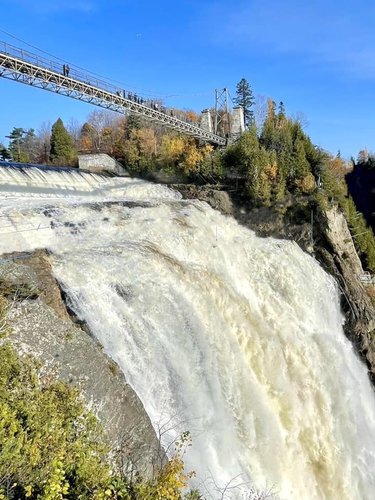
[
  {"xmin": 277, "ymin": 101, "xmax": 286, "ymax": 121},
  {"xmin": 234, "ymin": 78, "xmax": 255, "ymax": 127},
  {"xmin": 260, "ymin": 99, "xmax": 277, "ymax": 150},
  {"xmin": 6, "ymin": 128, "xmax": 30, "ymax": 162},
  {"xmin": 0, "ymin": 143, "xmax": 11, "ymax": 161},
  {"xmin": 50, "ymin": 118, "xmax": 76, "ymax": 165}
]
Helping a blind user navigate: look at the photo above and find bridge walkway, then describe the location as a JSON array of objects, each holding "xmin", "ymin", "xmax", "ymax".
[{"xmin": 0, "ymin": 41, "xmax": 226, "ymax": 146}]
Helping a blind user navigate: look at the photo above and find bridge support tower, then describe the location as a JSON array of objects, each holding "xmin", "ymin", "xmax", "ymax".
[
  {"xmin": 230, "ymin": 106, "xmax": 245, "ymax": 141},
  {"xmin": 200, "ymin": 109, "xmax": 213, "ymax": 133}
]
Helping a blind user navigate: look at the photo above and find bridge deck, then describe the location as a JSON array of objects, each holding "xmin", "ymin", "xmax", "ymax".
[{"xmin": 0, "ymin": 41, "xmax": 226, "ymax": 146}]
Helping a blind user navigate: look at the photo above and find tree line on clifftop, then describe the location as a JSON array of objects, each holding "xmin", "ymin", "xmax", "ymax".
[{"xmin": 0, "ymin": 79, "xmax": 374, "ymax": 273}]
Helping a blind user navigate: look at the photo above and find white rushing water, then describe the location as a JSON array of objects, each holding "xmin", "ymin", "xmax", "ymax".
[{"xmin": 1, "ymin": 168, "xmax": 375, "ymax": 499}]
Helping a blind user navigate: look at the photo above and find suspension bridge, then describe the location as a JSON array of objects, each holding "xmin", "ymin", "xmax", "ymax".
[{"xmin": 0, "ymin": 40, "xmax": 235, "ymax": 146}]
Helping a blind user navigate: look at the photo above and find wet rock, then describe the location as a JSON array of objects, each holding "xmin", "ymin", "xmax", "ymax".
[
  {"xmin": 0, "ymin": 252, "xmax": 164, "ymax": 479},
  {"xmin": 317, "ymin": 207, "xmax": 375, "ymax": 382},
  {"xmin": 172, "ymin": 184, "xmax": 234, "ymax": 215}
]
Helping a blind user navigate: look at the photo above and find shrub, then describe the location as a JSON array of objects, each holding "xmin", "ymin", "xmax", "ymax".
[{"xmin": 0, "ymin": 298, "xmax": 197, "ymax": 499}]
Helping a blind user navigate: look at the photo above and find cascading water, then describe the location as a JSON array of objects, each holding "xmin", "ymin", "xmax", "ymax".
[{"xmin": 1, "ymin": 168, "xmax": 375, "ymax": 499}]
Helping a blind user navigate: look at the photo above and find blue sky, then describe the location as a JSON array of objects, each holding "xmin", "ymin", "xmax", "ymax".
[{"xmin": 0, "ymin": 0, "xmax": 374, "ymax": 157}]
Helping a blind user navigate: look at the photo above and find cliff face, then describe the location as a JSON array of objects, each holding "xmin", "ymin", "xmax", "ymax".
[
  {"xmin": 0, "ymin": 250, "xmax": 164, "ymax": 479},
  {"xmin": 173, "ymin": 184, "xmax": 375, "ymax": 383},
  {"xmin": 315, "ymin": 207, "xmax": 375, "ymax": 382}
]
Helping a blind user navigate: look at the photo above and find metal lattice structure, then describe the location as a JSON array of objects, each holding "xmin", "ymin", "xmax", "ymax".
[
  {"xmin": 213, "ymin": 87, "xmax": 230, "ymax": 137},
  {"xmin": 0, "ymin": 41, "xmax": 226, "ymax": 146}
]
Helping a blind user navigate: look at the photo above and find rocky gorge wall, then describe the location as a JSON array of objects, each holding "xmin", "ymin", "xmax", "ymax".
[{"xmin": 0, "ymin": 250, "xmax": 164, "ymax": 479}]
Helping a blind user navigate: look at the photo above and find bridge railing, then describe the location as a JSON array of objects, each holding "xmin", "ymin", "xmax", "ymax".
[{"xmin": 0, "ymin": 40, "xmax": 127, "ymax": 96}]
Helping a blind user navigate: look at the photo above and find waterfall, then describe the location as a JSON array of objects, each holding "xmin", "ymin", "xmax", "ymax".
[
  {"xmin": 1, "ymin": 172, "xmax": 375, "ymax": 499},
  {"xmin": 0, "ymin": 164, "xmax": 131, "ymax": 197}
]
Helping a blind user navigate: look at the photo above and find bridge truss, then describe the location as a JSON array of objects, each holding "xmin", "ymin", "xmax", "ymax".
[{"xmin": 0, "ymin": 41, "xmax": 226, "ymax": 146}]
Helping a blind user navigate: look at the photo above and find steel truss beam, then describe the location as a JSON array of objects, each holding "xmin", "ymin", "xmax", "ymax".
[{"xmin": 0, "ymin": 43, "xmax": 226, "ymax": 146}]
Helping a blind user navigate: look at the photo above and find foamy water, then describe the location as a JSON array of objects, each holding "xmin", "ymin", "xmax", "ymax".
[{"xmin": 1, "ymin": 167, "xmax": 374, "ymax": 499}]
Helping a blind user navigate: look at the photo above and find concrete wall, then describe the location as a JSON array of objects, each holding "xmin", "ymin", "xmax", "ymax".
[
  {"xmin": 231, "ymin": 106, "xmax": 245, "ymax": 140},
  {"xmin": 200, "ymin": 109, "xmax": 213, "ymax": 133},
  {"xmin": 78, "ymin": 153, "xmax": 129, "ymax": 176}
]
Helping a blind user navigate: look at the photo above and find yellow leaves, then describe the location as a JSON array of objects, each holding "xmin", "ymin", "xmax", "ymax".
[
  {"xmin": 135, "ymin": 456, "xmax": 190, "ymax": 500},
  {"xmin": 264, "ymin": 160, "xmax": 278, "ymax": 181},
  {"xmin": 131, "ymin": 128, "xmax": 157, "ymax": 156},
  {"xmin": 0, "ymin": 342, "xmax": 113, "ymax": 498},
  {"xmin": 80, "ymin": 134, "xmax": 94, "ymax": 152},
  {"xmin": 328, "ymin": 156, "xmax": 348, "ymax": 181},
  {"xmin": 202, "ymin": 143, "xmax": 214, "ymax": 156},
  {"xmin": 295, "ymin": 173, "xmax": 316, "ymax": 193},
  {"xmin": 185, "ymin": 110, "xmax": 199, "ymax": 123},
  {"xmin": 155, "ymin": 455, "xmax": 197, "ymax": 499},
  {"xmin": 182, "ymin": 144, "xmax": 203, "ymax": 174},
  {"xmin": 159, "ymin": 135, "xmax": 210, "ymax": 174},
  {"xmin": 160, "ymin": 135, "xmax": 186, "ymax": 165},
  {"xmin": 130, "ymin": 431, "xmax": 196, "ymax": 500},
  {"xmin": 102, "ymin": 127, "xmax": 113, "ymax": 138},
  {"xmin": 266, "ymin": 98, "xmax": 276, "ymax": 119},
  {"xmin": 120, "ymin": 128, "xmax": 157, "ymax": 172}
]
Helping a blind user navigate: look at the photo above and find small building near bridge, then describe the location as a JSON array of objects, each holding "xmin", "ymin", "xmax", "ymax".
[{"xmin": 78, "ymin": 153, "xmax": 129, "ymax": 176}]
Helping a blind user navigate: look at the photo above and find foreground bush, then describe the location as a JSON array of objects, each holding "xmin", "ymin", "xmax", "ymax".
[
  {"xmin": 0, "ymin": 300, "xmax": 198, "ymax": 499},
  {"xmin": 0, "ymin": 341, "xmax": 117, "ymax": 499}
]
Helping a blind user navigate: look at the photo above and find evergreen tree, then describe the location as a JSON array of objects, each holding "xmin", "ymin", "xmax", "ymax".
[
  {"xmin": 260, "ymin": 99, "xmax": 277, "ymax": 150},
  {"xmin": 50, "ymin": 118, "xmax": 76, "ymax": 165},
  {"xmin": 6, "ymin": 128, "xmax": 30, "ymax": 162},
  {"xmin": 291, "ymin": 138, "xmax": 310, "ymax": 179},
  {"xmin": 125, "ymin": 113, "xmax": 143, "ymax": 139},
  {"xmin": 234, "ymin": 78, "xmax": 255, "ymax": 127},
  {"xmin": 22, "ymin": 129, "xmax": 39, "ymax": 163},
  {"xmin": 0, "ymin": 143, "xmax": 11, "ymax": 161},
  {"xmin": 278, "ymin": 101, "xmax": 286, "ymax": 120}
]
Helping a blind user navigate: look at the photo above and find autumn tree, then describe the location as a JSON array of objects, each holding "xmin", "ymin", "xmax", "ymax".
[
  {"xmin": 34, "ymin": 122, "xmax": 51, "ymax": 164},
  {"xmin": 181, "ymin": 140, "xmax": 203, "ymax": 174},
  {"xmin": 79, "ymin": 122, "xmax": 96, "ymax": 152},
  {"xmin": 66, "ymin": 117, "xmax": 82, "ymax": 150},
  {"xmin": 185, "ymin": 110, "xmax": 199, "ymax": 123},
  {"xmin": 158, "ymin": 134, "xmax": 186, "ymax": 170},
  {"xmin": 86, "ymin": 109, "xmax": 119, "ymax": 152},
  {"xmin": 121, "ymin": 127, "xmax": 156, "ymax": 172},
  {"xmin": 357, "ymin": 149, "xmax": 369, "ymax": 163},
  {"xmin": 234, "ymin": 78, "xmax": 255, "ymax": 127},
  {"xmin": 50, "ymin": 118, "xmax": 76, "ymax": 165}
]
